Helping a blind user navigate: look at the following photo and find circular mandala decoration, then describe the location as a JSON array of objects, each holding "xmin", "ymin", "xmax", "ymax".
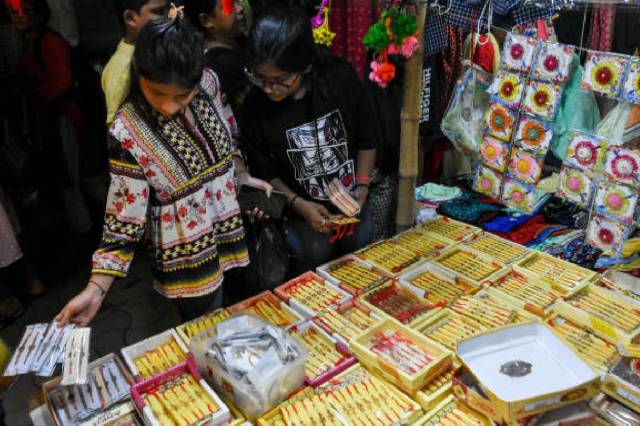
[{"xmin": 611, "ymin": 154, "xmax": 639, "ymax": 180}]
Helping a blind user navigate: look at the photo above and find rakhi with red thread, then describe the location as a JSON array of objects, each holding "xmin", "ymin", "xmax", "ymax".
[{"xmin": 6, "ymin": 0, "xmax": 24, "ymax": 15}]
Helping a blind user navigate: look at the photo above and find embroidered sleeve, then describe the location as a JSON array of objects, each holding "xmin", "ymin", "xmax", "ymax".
[
  {"xmin": 203, "ymin": 69, "xmax": 241, "ymax": 156},
  {"xmin": 91, "ymin": 125, "xmax": 149, "ymax": 278}
]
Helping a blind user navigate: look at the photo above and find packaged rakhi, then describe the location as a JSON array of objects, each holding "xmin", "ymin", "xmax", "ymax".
[
  {"xmin": 514, "ymin": 252, "xmax": 596, "ymax": 294},
  {"xmin": 594, "ymin": 180, "xmax": 639, "ymax": 225},
  {"xmin": 432, "ymin": 246, "xmax": 506, "ymax": 287},
  {"xmin": 621, "ymin": 59, "xmax": 640, "ymax": 104},
  {"xmin": 416, "ymin": 395, "xmax": 490, "ymax": 425},
  {"xmin": 489, "ymin": 71, "xmax": 526, "ymax": 110},
  {"xmin": 175, "ymin": 308, "xmax": 231, "ymax": 346},
  {"xmin": 480, "ymin": 135, "xmax": 510, "ymax": 172},
  {"xmin": 313, "ymin": 301, "xmax": 381, "ymax": 345},
  {"xmin": 354, "ymin": 239, "xmax": 424, "ymax": 276},
  {"xmin": 502, "ymin": 33, "xmax": 537, "ymax": 73},
  {"xmin": 463, "ymin": 233, "xmax": 529, "ymax": 265},
  {"xmin": 557, "ymin": 165, "xmax": 595, "ymax": 207},
  {"xmin": 393, "ymin": 228, "xmax": 454, "ymax": 259},
  {"xmin": 586, "ymin": 214, "xmax": 631, "ymax": 255},
  {"xmin": 229, "ymin": 291, "xmax": 302, "ymax": 328},
  {"xmin": 514, "ymin": 114, "xmax": 553, "ymax": 154},
  {"xmin": 317, "ymin": 255, "xmax": 390, "ymax": 296},
  {"xmin": 414, "ymin": 367, "xmax": 455, "ymax": 412},
  {"xmin": 487, "ymin": 270, "xmax": 563, "ymax": 318},
  {"xmin": 523, "ymin": 80, "xmax": 562, "ymax": 121},
  {"xmin": 418, "ymin": 309, "xmax": 487, "ymax": 351},
  {"xmin": 359, "ymin": 281, "xmax": 438, "ymax": 327},
  {"xmin": 399, "ymin": 264, "xmax": 477, "ymax": 307},
  {"xmin": 484, "ymin": 102, "xmax": 517, "ymax": 142},
  {"xmin": 275, "ymin": 272, "xmax": 351, "ymax": 318},
  {"xmin": 602, "ymin": 146, "xmax": 640, "ymax": 188},
  {"xmin": 122, "ymin": 330, "xmax": 189, "ymax": 380},
  {"xmin": 581, "ymin": 52, "xmax": 627, "ymax": 98},
  {"xmin": 418, "ymin": 216, "xmax": 480, "ymax": 242},
  {"xmin": 532, "ymin": 41, "xmax": 575, "ymax": 84},
  {"xmin": 565, "ymin": 131, "xmax": 607, "ymax": 173}
]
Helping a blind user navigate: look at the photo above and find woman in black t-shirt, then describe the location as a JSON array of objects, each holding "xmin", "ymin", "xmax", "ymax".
[{"xmin": 241, "ymin": 8, "xmax": 378, "ymax": 272}]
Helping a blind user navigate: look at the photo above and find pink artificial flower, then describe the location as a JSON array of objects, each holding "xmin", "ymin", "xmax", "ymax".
[
  {"xmin": 369, "ymin": 60, "xmax": 396, "ymax": 88},
  {"xmin": 387, "ymin": 36, "xmax": 419, "ymax": 59}
]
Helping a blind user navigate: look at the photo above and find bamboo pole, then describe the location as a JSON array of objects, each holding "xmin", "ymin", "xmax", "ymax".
[{"xmin": 396, "ymin": 1, "xmax": 428, "ymax": 232}]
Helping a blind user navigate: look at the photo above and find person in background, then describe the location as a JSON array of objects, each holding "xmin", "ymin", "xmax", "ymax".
[
  {"xmin": 102, "ymin": 0, "xmax": 169, "ymax": 125},
  {"xmin": 241, "ymin": 7, "xmax": 378, "ymax": 273},
  {"xmin": 185, "ymin": 0, "xmax": 250, "ymax": 111},
  {"xmin": 55, "ymin": 9, "xmax": 271, "ymax": 324}
]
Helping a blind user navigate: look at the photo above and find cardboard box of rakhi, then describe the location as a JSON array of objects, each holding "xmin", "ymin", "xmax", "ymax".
[
  {"xmin": 289, "ymin": 321, "xmax": 357, "ymax": 387},
  {"xmin": 553, "ymin": 284, "xmax": 640, "ymax": 344},
  {"xmin": 314, "ymin": 363, "xmax": 424, "ymax": 424},
  {"xmin": 414, "ymin": 365, "xmax": 455, "ymax": 411},
  {"xmin": 452, "ymin": 290, "xmax": 538, "ymax": 330},
  {"xmin": 121, "ymin": 329, "xmax": 189, "ymax": 382},
  {"xmin": 312, "ymin": 299, "xmax": 383, "ymax": 348},
  {"xmin": 513, "ymin": 252, "xmax": 597, "ymax": 297},
  {"xmin": 255, "ymin": 387, "xmax": 314, "ymax": 426},
  {"xmin": 357, "ymin": 280, "xmax": 441, "ymax": 328},
  {"xmin": 274, "ymin": 271, "xmax": 351, "ymax": 318},
  {"xmin": 599, "ymin": 270, "xmax": 640, "ymax": 303},
  {"xmin": 175, "ymin": 308, "xmax": 231, "ymax": 346},
  {"xmin": 486, "ymin": 270, "xmax": 564, "ymax": 318},
  {"xmin": 417, "ymin": 215, "xmax": 482, "ymax": 242},
  {"xmin": 353, "ymin": 239, "xmax": 427, "ymax": 277},
  {"xmin": 316, "ymin": 254, "xmax": 391, "ymax": 297},
  {"xmin": 456, "ymin": 322, "xmax": 600, "ymax": 422},
  {"xmin": 430, "ymin": 246, "xmax": 508, "ymax": 288},
  {"xmin": 602, "ymin": 356, "xmax": 640, "ymax": 413},
  {"xmin": 131, "ymin": 356, "xmax": 231, "ymax": 426},
  {"xmin": 590, "ymin": 392, "xmax": 640, "ymax": 425},
  {"xmin": 415, "ymin": 308, "xmax": 487, "ymax": 351},
  {"xmin": 546, "ymin": 315, "xmax": 619, "ymax": 375},
  {"xmin": 414, "ymin": 394, "xmax": 492, "ymax": 425},
  {"xmin": 398, "ymin": 262, "xmax": 479, "ymax": 307},
  {"xmin": 463, "ymin": 232, "xmax": 530, "ymax": 265},
  {"xmin": 392, "ymin": 227, "xmax": 456, "ymax": 259},
  {"xmin": 43, "ymin": 353, "xmax": 137, "ymax": 426},
  {"xmin": 349, "ymin": 319, "xmax": 452, "ymax": 395},
  {"xmin": 228, "ymin": 290, "xmax": 303, "ymax": 329},
  {"xmin": 218, "ymin": 394, "xmax": 252, "ymax": 426}
]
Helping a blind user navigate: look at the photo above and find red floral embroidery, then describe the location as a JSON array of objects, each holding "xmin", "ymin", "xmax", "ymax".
[
  {"xmin": 162, "ymin": 213, "xmax": 173, "ymax": 223},
  {"xmin": 139, "ymin": 155, "xmax": 149, "ymax": 168},
  {"xmin": 142, "ymin": 188, "xmax": 149, "ymax": 199},
  {"xmin": 226, "ymin": 180, "xmax": 234, "ymax": 191},
  {"xmin": 216, "ymin": 190, "xmax": 222, "ymax": 201},
  {"xmin": 187, "ymin": 220, "xmax": 198, "ymax": 230},
  {"xmin": 121, "ymin": 138, "xmax": 134, "ymax": 150},
  {"xmin": 178, "ymin": 205, "xmax": 188, "ymax": 218},
  {"xmin": 205, "ymin": 189, "xmax": 212, "ymax": 200},
  {"xmin": 199, "ymin": 207, "xmax": 206, "ymax": 215},
  {"xmin": 126, "ymin": 193, "xmax": 136, "ymax": 204},
  {"xmin": 115, "ymin": 201, "xmax": 124, "ymax": 213},
  {"xmin": 145, "ymin": 170, "xmax": 156, "ymax": 178}
]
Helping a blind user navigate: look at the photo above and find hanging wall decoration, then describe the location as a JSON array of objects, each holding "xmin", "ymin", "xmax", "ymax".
[
  {"xmin": 363, "ymin": 7, "xmax": 419, "ymax": 88},
  {"xmin": 514, "ymin": 115, "xmax": 553, "ymax": 153},
  {"xmin": 581, "ymin": 52, "xmax": 627, "ymax": 98},
  {"xmin": 565, "ymin": 132, "xmax": 606, "ymax": 174},
  {"xmin": 531, "ymin": 41, "xmax": 575, "ymax": 84},
  {"xmin": 558, "ymin": 166, "xmax": 595, "ymax": 207},
  {"xmin": 502, "ymin": 33, "xmax": 537, "ymax": 73},
  {"xmin": 312, "ymin": 0, "xmax": 336, "ymax": 47},
  {"xmin": 621, "ymin": 60, "xmax": 640, "ymax": 104}
]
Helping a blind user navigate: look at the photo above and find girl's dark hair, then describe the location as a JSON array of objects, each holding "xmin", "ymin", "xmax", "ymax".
[
  {"xmin": 184, "ymin": 0, "xmax": 217, "ymax": 30},
  {"xmin": 25, "ymin": 0, "xmax": 51, "ymax": 24},
  {"xmin": 133, "ymin": 17, "xmax": 205, "ymax": 90}
]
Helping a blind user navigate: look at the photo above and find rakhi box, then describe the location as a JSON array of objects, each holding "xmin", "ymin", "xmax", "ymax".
[
  {"xmin": 546, "ymin": 315, "xmax": 619, "ymax": 375},
  {"xmin": 392, "ymin": 227, "xmax": 457, "ymax": 259},
  {"xmin": 417, "ymin": 215, "xmax": 482, "ymax": 242},
  {"xmin": 353, "ymin": 239, "xmax": 426, "ymax": 277},
  {"xmin": 175, "ymin": 308, "xmax": 231, "ymax": 346},
  {"xmin": 42, "ymin": 353, "xmax": 136, "ymax": 426},
  {"xmin": 398, "ymin": 261, "xmax": 480, "ymax": 307},
  {"xmin": 254, "ymin": 387, "xmax": 314, "ymax": 426},
  {"xmin": 312, "ymin": 299, "xmax": 383, "ymax": 348},
  {"xmin": 228, "ymin": 290, "xmax": 303, "ymax": 329},
  {"xmin": 218, "ymin": 394, "xmax": 252, "ymax": 426},
  {"xmin": 414, "ymin": 366, "xmax": 455, "ymax": 412},
  {"xmin": 602, "ymin": 356, "xmax": 640, "ymax": 414},
  {"xmin": 485, "ymin": 270, "xmax": 564, "ymax": 318},
  {"xmin": 513, "ymin": 252, "xmax": 597, "ymax": 297},
  {"xmin": 349, "ymin": 319, "xmax": 452, "ymax": 395},
  {"xmin": 430, "ymin": 246, "xmax": 507, "ymax": 288},
  {"xmin": 452, "ymin": 290, "xmax": 538, "ymax": 329},
  {"xmin": 274, "ymin": 271, "xmax": 351, "ymax": 318},
  {"xmin": 599, "ymin": 270, "xmax": 640, "ymax": 304},
  {"xmin": 553, "ymin": 284, "xmax": 640, "ymax": 344},
  {"xmin": 415, "ymin": 308, "xmax": 487, "ymax": 351},
  {"xmin": 315, "ymin": 363, "xmax": 424, "ymax": 424},
  {"xmin": 316, "ymin": 254, "xmax": 391, "ymax": 297},
  {"xmin": 130, "ymin": 356, "xmax": 231, "ymax": 426},
  {"xmin": 457, "ymin": 323, "xmax": 600, "ymax": 422},
  {"xmin": 121, "ymin": 329, "xmax": 189, "ymax": 382},
  {"xmin": 357, "ymin": 280, "xmax": 441, "ymax": 328},
  {"xmin": 463, "ymin": 232, "xmax": 530, "ymax": 265},
  {"xmin": 289, "ymin": 321, "xmax": 357, "ymax": 387},
  {"xmin": 415, "ymin": 394, "xmax": 492, "ymax": 425}
]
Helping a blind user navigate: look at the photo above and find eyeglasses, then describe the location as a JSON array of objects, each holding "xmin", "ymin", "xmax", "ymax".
[{"xmin": 243, "ymin": 67, "xmax": 300, "ymax": 93}]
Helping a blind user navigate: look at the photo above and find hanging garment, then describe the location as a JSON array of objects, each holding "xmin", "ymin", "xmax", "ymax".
[
  {"xmin": 330, "ymin": 0, "xmax": 375, "ymax": 78},
  {"xmin": 424, "ymin": 11, "xmax": 448, "ymax": 56},
  {"xmin": 589, "ymin": 5, "xmax": 616, "ymax": 52}
]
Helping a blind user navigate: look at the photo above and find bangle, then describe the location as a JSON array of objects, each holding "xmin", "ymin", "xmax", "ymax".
[
  {"xmin": 356, "ymin": 175, "xmax": 372, "ymax": 186},
  {"xmin": 88, "ymin": 281, "xmax": 107, "ymax": 297},
  {"xmin": 289, "ymin": 194, "xmax": 300, "ymax": 207}
]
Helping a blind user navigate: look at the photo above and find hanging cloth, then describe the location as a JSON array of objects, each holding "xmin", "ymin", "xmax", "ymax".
[
  {"xmin": 588, "ymin": 5, "xmax": 616, "ymax": 52},
  {"xmin": 329, "ymin": 0, "xmax": 374, "ymax": 78}
]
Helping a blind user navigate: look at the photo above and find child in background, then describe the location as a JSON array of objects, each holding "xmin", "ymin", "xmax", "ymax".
[
  {"xmin": 102, "ymin": 0, "xmax": 169, "ymax": 124},
  {"xmin": 186, "ymin": 0, "xmax": 251, "ymax": 111}
]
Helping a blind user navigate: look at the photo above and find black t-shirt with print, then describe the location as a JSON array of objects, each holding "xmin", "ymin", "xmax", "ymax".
[
  {"xmin": 240, "ymin": 59, "xmax": 379, "ymax": 211},
  {"xmin": 205, "ymin": 47, "xmax": 250, "ymax": 110}
]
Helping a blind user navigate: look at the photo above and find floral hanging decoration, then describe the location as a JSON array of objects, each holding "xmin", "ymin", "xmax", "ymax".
[
  {"xmin": 558, "ymin": 166, "xmax": 594, "ymax": 207},
  {"xmin": 312, "ymin": 0, "xmax": 336, "ymax": 47},
  {"xmin": 565, "ymin": 131, "xmax": 606, "ymax": 173},
  {"xmin": 364, "ymin": 7, "xmax": 419, "ymax": 88},
  {"xmin": 581, "ymin": 52, "xmax": 627, "ymax": 98}
]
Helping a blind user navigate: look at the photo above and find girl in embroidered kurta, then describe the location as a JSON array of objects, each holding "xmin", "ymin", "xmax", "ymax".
[{"xmin": 55, "ymin": 11, "xmax": 270, "ymax": 324}]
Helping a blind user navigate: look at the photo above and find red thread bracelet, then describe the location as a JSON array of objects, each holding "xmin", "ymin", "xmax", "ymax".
[{"xmin": 356, "ymin": 175, "xmax": 372, "ymax": 186}]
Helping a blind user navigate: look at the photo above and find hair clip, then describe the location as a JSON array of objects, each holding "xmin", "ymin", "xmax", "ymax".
[{"xmin": 167, "ymin": 3, "xmax": 185, "ymax": 21}]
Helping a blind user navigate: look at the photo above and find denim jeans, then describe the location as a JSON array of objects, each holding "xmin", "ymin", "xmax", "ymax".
[{"xmin": 285, "ymin": 203, "xmax": 373, "ymax": 273}]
